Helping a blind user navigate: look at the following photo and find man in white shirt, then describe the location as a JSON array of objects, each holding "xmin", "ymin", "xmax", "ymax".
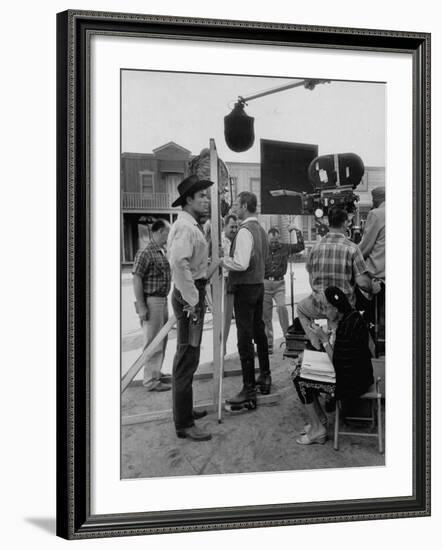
[
  {"xmin": 222, "ymin": 192, "xmax": 271, "ymax": 410},
  {"xmin": 167, "ymin": 175, "xmax": 217, "ymax": 441}
]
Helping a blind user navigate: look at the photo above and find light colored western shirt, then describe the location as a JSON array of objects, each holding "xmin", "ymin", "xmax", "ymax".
[
  {"xmin": 167, "ymin": 210, "xmax": 209, "ymax": 307},
  {"xmin": 223, "ymin": 217, "xmax": 257, "ymax": 272},
  {"xmin": 221, "ymin": 231, "xmax": 232, "ymax": 278},
  {"xmin": 358, "ymin": 202, "xmax": 385, "ymax": 279}
]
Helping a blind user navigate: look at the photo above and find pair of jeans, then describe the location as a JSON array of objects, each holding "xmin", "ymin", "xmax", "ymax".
[
  {"xmin": 141, "ymin": 296, "xmax": 169, "ymax": 389},
  {"xmin": 233, "ymin": 283, "xmax": 270, "ymax": 389},
  {"xmin": 171, "ymin": 283, "xmax": 206, "ymax": 430},
  {"xmin": 263, "ymin": 279, "xmax": 289, "ymax": 349}
]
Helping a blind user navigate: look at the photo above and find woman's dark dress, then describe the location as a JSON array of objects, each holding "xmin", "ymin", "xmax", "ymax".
[
  {"xmin": 332, "ymin": 310, "xmax": 374, "ymax": 400},
  {"xmin": 293, "ymin": 310, "xmax": 374, "ymax": 403}
]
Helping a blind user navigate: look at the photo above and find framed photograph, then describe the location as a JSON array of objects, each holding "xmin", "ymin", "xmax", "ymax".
[{"xmin": 56, "ymin": 10, "xmax": 430, "ymax": 539}]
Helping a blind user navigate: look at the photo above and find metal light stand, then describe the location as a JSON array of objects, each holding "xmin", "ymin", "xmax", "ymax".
[{"xmin": 288, "ymin": 216, "xmax": 296, "ymax": 326}]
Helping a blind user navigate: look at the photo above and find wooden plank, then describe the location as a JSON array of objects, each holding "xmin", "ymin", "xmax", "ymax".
[
  {"xmin": 209, "ymin": 139, "xmax": 224, "ymax": 422},
  {"xmin": 121, "ymin": 315, "xmax": 176, "ymax": 393},
  {"xmin": 122, "ymin": 401, "xmax": 214, "ymax": 426},
  {"xmin": 126, "ymin": 366, "xmax": 265, "ymax": 387},
  {"xmin": 122, "ymin": 392, "xmax": 283, "ymax": 426}
]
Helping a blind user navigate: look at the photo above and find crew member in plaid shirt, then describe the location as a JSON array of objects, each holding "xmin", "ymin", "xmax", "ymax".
[
  {"xmin": 132, "ymin": 219, "xmax": 172, "ymax": 391},
  {"xmin": 297, "ymin": 206, "xmax": 380, "ymax": 350}
]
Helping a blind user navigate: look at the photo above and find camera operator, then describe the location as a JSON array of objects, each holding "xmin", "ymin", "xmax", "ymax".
[{"xmin": 297, "ymin": 206, "xmax": 380, "ymax": 350}]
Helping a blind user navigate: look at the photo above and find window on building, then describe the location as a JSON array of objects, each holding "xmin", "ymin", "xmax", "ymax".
[
  {"xmin": 139, "ymin": 171, "xmax": 154, "ymax": 194},
  {"xmin": 163, "ymin": 172, "xmax": 182, "ymax": 204}
]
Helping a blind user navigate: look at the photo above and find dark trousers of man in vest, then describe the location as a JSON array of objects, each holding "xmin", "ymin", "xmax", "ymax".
[{"xmin": 234, "ymin": 282, "xmax": 270, "ymax": 396}]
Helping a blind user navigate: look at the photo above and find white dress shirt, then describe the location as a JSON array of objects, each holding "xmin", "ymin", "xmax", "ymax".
[{"xmin": 223, "ymin": 217, "xmax": 256, "ymax": 272}]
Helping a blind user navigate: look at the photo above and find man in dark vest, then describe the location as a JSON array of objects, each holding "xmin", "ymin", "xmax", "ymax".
[{"xmin": 222, "ymin": 191, "xmax": 271, "ymax": 411}]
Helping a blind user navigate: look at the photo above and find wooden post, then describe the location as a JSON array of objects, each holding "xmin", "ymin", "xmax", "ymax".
[{"xmin": 209, "ymin": 139, "xmax": 224, "ymax": 422}]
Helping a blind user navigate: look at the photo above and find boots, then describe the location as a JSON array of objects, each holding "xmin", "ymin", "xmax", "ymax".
[
  {"xmin": 225, "ymin": 384, "xmax": 257, "ymax": 412},
  {"xmin": 256, "ymin": 373, "xmax": 272, "ymax": 395}
]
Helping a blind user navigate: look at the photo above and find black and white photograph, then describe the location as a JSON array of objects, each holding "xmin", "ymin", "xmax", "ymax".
[
  {"xmin": 2, "ymin": 0, "xmax": 439, "ymax": 546},
  {"xmin": 120, "ymin": 69, "xmax": 387, "ymax": 478},
  {"xmin": 52, "ymin": 6, "xmax": 431, "ymax": 541}
]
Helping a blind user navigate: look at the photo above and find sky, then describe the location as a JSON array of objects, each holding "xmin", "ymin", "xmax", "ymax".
[{"xmin": 122, "ymin": 70, "xmax": 385, "ymax": 167}]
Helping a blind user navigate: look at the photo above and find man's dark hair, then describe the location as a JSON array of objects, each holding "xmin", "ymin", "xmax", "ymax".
[
  {"xmin": 328, "ymin": 206, "xmax": 348, "ymax": 228},
  {"xmin": 268, "ymin": 226, "xmax": 280, "ymax": 236},
  {"xmin": 224, "ymin": 213, "xmax": 238, "ymax": 225},
  {"xmin": 151, "ymin": 219, "xmax": 168, "ymax": 233},
  {"xmin": 238, "ymin": 191, "xmax": 257, "ymax": 213}
]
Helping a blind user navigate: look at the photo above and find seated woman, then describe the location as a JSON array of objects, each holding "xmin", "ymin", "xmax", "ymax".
[{"xmin": 293, "ymin": 286, "xmax": 374, "ymax": 445}]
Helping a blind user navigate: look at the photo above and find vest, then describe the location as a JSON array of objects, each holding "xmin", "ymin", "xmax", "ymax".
[{"xmin": 228, "ymin": 219, "xmax": 268, "ymax": 286}]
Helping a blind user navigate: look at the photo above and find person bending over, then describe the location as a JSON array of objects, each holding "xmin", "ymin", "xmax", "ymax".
[{"xmin": 297, "ymin": 206, "xmax": 379, "ymax": 350}]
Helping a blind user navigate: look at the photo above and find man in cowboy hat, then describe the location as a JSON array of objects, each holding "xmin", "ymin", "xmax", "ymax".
[{"xmin": 167, "ymin": 174, "xmax": 218, "ymax": 441}]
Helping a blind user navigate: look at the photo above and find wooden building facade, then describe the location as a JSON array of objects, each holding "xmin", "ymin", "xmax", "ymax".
[{"xmin": 121, "ymin": 142, "xmax": 385, "ymax": 264}]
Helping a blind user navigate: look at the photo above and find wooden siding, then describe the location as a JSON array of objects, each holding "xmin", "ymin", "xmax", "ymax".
[
  {"xmin": 123, "ymin": 192, "xmax": 171, "ymax": 210},
  {"xmin": 121, "ymin": 152, "xmax": 189, "ymax": 195}
]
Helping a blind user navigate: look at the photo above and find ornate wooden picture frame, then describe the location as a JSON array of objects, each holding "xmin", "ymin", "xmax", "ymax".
[{"xmin": 56, "ymin": 10, "xmax": 430, "ymax": 539}]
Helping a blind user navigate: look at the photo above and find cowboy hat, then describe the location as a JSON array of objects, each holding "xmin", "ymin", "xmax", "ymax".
[{"xmin": 171, "ymin": 174, "xmax": 214, "ymax": 208}]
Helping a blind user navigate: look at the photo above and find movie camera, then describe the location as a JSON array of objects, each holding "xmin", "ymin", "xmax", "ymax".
[
  {"xmin": 303, "ymin": 152, "xmax": 364, "ymax": 215},
  {"xmin": 268, "ymin": 151, "xmax": 364, "ymax": 241}
]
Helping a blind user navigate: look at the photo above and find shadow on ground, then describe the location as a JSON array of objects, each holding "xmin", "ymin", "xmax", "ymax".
[{"xmin": 122, "ymin": 340, "xmax": 385, "ymax": 479}]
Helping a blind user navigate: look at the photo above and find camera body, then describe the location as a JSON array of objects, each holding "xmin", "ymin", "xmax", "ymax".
[
  {"xmin": 300, "ymin": 186, "xmax": 360, "ymax": 217},
  {"xmin": 301, "ymin": 152, "xmax": 365, "ymax": 242}
]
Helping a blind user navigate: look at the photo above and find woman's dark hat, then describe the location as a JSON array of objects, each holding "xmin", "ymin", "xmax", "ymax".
[
  {"xmin": 324, "ymin": 286, "xmax": 353, "ymax": 313},
  {"xmin": 324, "ymin": 286, "xmax": 346, "ymax": 307},
  {"xmin": 172, "ymin": 174, "xmax": 214, "ymax": 208}
]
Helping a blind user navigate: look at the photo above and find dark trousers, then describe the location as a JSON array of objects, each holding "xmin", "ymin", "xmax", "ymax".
[
  {"xmin": 233, "ymin": 283, "xmax": 270, "ymax": 388},
  {"xmin": 171, "ymin": 283, "xmax": 206, "ymax": 430}
]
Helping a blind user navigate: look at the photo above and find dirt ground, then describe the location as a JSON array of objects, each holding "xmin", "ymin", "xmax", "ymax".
[{"xmin": 121, "ymin": 340, "xmax": 385, "ymax": 479}]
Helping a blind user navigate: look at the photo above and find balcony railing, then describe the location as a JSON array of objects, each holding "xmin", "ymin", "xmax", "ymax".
[{"xmin": 122, "ymin": 192, "xmax": 172, "ymax": 210}]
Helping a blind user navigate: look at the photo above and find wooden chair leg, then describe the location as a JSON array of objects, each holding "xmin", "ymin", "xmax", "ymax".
[
  {"xmin": 334, "ymin": 401, "xmax": 340, "ymax": 450},
  {"xmin": 377, "ymin": 396, "xmax": 383, "ymax": 453}
]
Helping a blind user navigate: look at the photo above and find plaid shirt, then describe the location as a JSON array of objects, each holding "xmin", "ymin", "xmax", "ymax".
[
  {"xmin": 307, "ymin": 231, "xmax": 367, "ymax": 305},
  {"xmin": 132, "ymin": 240, "xmax": 171, "ymax": 297}
]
